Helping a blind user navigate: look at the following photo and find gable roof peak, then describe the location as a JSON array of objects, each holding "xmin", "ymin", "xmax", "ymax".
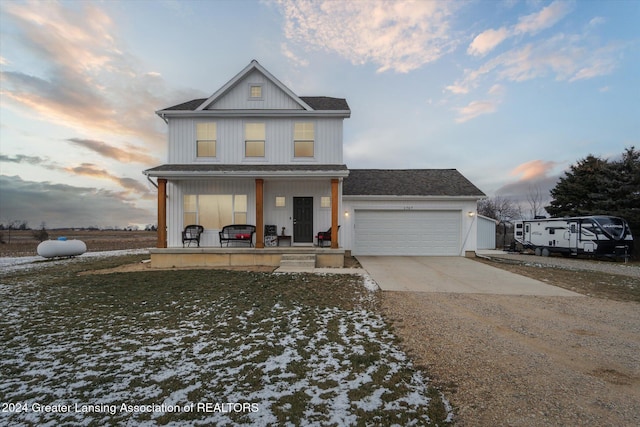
[{"xmin": 195, "ymin": 60, "xmax": 312, "ymax": 111}]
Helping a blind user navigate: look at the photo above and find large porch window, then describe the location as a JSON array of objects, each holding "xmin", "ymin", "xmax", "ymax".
[{"xmin": 183, "ymin": 194, "xmax": 247, "ymax": 229}]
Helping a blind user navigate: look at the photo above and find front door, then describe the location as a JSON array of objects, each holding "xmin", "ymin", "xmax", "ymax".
[{"xmin": 293, "ymin": 197, "xmax": 313, "ymax": 243}]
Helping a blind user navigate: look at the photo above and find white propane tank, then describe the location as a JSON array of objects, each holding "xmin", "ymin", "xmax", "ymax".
[{"xmin": 37, "ymin": 238, "xmax": 87, "ymax": 258}]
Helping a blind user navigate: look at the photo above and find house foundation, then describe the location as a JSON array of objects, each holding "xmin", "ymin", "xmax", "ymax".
[{"xmin": 148, "ymin": 247, "xmax": 345, "ymax": 269}]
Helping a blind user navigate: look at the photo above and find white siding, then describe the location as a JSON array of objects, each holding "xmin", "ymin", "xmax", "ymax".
[
  {"xmin": 167, "ymin": 117, "xmax": 344, "ymax": 164},
  {"xmin": 477, "ymin": 215, "xmax": 497, "ymax": 249},
  {"xmin": 263, "ymin": 179, "xmax": 338, "ymax": 241},
  {"xmin": 208, "ymin": 70, "xmax": 304, "ymax": 110},
  {"xmin": 166, "ymin": 179, "xmax": 255, "ymax": 247},
  {"xmin": 165, "ymin": 178, "xmax": 339, "ymax": 247}
]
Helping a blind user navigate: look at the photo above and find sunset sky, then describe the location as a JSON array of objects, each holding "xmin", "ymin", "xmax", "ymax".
[{"xmin": 1, "ymin": 0, "xmax": 638, "ymax": 228}]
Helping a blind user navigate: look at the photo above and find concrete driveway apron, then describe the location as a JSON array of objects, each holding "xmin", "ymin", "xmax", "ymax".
[{"xmin": 356, "ymin": 256, "xmax": 581, "ymax": 296}]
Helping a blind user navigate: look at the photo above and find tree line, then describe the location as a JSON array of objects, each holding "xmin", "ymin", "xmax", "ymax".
[{"xmin": 480, "ymin": 147, "xmax": 639, "ymax": 253}]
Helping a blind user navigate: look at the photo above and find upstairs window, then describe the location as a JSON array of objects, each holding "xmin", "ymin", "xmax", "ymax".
[
  {"xmin": 294, "ymin": 122, "xmax": 314, "ymax": 157},
  {"xmin": 249, "ymin": 84, "xmax": 262, "ymax": 99},
  {"xmin": 245, "ymin": 123, "xmax": 265, "ymax": 157},
  {"xmin": 196, "ymin": 122, "xmax": 216, "ymax": 157}
]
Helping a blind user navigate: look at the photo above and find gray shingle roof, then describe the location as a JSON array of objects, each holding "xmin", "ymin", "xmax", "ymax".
[
  {"xmin": 163, "ymin": 98, "xmax": 207, "ymax": 111},
  {"xmin": 343, "ymin": 169, "xmax": 485, "ymax": 197},
  {"xmin": 300, "ymin": 97, "xmax": 350, "ymax": 111},
  {"xmin": 160, "ymin": 96, "xmax": 349, "ymax": 112}
]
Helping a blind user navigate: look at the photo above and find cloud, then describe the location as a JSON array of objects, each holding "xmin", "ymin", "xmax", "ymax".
[
  {"xmin": 0, "ymin": 154, "xmax": 47, "ymax": 165},
  {"xmin": 454, "ymin": 84, "xmax": 504, "ymax": 123},
  {"xmin": 455, "ymin": 100, "xmax": 498, "ymax": 123},
  {"xmin": 0, "ymin": 1, "xmax": 172, "ymax": 149},
  {"xmin": 493, "ymin": 160, "xmax": 563, "ymax": 213},
  {"xmin": 450, "ymin": 0, "xmax": 619, "ymax": 98},
  {"xmin": 66, "ymin": 138, "xmax": 159, "ymax": 166},
  {"xmin": 0, "ymin": 153, "xmax": 152, "ymax": 198},
  {"xmin": 64, "ymin": 163, "xmax": 153, "ymax": 198},
  {"xmin": 510, "ymin": 159, "xmax": 559, "ymax": 181},
  {"xmin": 467, "ymin": 1, "xmax": 574, "ymax": 58},
  {"xmin": 276, "ymin": 0, "xmax": 457, "ymax": 73},
  {"xmin": 513, "ymin": 0, "xmax": 574, "ymax": 36},
  {"xmin": 450, "ymin": 35, "xmax": 623, "ymax": 94},
  {"xmin": 468, "ymin": 27, "xmax": 510, "ymax": 56},
  {"xmin": 0, "ymin": 175, "xmax": 153, "ymax": 228}
]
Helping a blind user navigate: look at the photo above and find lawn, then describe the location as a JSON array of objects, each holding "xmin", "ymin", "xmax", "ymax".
[{"xmin": 0, "ymin": 254, "xmax": 452, "ymax": 426}]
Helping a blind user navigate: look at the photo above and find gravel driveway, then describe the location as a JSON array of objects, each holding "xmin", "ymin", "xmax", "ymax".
[
  {"xmin": 381, "ymin": 292, "xmax": 640, "ymax": 426},
  {"xmin": 379, "ymin": 254, "xmax": 640, "ymax": 426},
  {"xmin": 479, "ymin": 251, "xmax": 640, "ymax": 278}
]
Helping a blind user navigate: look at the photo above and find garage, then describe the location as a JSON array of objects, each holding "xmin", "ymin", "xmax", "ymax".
[
  {"xmin": 341, "ymin": 169, "xmax": 486, "ymax": 256},
  {"xmin": 353, "ymin": 210, "xmax": 462, "ymax": 256}
]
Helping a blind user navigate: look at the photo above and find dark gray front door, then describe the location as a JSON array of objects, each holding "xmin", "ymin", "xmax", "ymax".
[{"xmin": 293, "ymin": 197, "xmax": 313, "ymax": 243}]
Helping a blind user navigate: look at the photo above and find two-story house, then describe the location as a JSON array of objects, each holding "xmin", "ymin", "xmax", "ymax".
[{"xmin": 144, "ymin": 60, "xmax": 485, "ymax": 268}]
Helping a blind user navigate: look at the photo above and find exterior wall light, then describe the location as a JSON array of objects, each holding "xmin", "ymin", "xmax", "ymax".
[{"xmin": 468, "ymin": 211, "xmax": 476, "ymax": 217}]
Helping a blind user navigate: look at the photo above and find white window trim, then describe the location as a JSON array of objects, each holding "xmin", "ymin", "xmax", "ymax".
[
  {"xmin": 248, "ymin": 83, "xmax": 263, "ymax": 100},
  {"xmin": 292, "ymin": 121, "xmax": 316, "ymax": 160},
  {"xmin": 244, "ymin": 121, "xmax": 266, "ymax": 160},
  {"xmin": 320, "ymin": 196, "xmax": 331, "ymax": 209},
  {"xmin": 195, "ymin": 122, "xmax": 217, "ymax": 160}
]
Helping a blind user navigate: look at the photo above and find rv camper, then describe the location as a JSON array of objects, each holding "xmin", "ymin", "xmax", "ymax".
[{"xmin": 513, "ymin": 216, "xmax": 633, "ymax": 259}]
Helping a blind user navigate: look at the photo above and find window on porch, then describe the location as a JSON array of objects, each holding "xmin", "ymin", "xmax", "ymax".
[{"xmin": 183, "ymin": 194, "xmax": 247, "ymax": 229}]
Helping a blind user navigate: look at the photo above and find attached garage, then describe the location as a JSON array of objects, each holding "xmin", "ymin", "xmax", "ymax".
[
  {"xmin": 354, "ymin": 210, "xmax": 461, "ymax": 256},
  {"xmin": 342, "ymin": 169, "xmax": 486, "ymax": 256}
]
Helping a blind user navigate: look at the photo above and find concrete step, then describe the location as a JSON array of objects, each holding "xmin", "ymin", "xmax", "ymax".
[{"xmin": 279, "ymin": 253, "xmax": 316, "ymax": 270}]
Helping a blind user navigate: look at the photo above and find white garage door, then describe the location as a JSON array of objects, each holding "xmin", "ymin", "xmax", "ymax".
[{"xmin": 354, "ymin": 210, "xmax": 461, "ymax": 256}]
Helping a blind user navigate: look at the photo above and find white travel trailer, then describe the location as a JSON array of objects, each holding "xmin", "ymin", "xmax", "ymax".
[{"xmin": 513, "ymin": 216, "xmax": 633, "ymax": 259}]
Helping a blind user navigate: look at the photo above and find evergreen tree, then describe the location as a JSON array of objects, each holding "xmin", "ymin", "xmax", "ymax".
[
  {"xmin": 546, "ymin": 147, "xmax": 640, "ymax": 255},
  {"xmin": 546, "ymin": 155, "xmax": 610, "ymax": 217}
]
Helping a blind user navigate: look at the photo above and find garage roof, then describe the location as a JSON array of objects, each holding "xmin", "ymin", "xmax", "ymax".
[{"xmin": 343, "ymin": 169, "xmax": 485, "ymax": 197}]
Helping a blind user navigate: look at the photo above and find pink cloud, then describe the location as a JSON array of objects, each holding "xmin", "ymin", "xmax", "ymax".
[
  {"xmin": 510, "ymin": 160, "xmax": 559, "ymax": 181},
  {"xmin": 1, "ymin": 1, "xmax": 171, "ymax": 149}
]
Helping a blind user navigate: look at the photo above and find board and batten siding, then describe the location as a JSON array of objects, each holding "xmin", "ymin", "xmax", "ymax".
[
  {"xmin": 165, "ymin": 179, "xmax": 256, "ymax": 247},
  {"xmin": 263, "ymin": 179, "xmax": 340, "ymax": 240},
  {"xmin": 167, "ymin": 117, "xmax": 343, "ymax": 164},
  {"xmin": 208, "ymin": 70, "xmax": 304, "ymax": 110},
  {"xmin": 165, "ymin": 178, "xmax": 340, "ymax": 247}
]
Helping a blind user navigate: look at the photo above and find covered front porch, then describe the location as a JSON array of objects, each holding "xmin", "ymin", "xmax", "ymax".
[
  {"xmin": 144, "ymin": 164, "xmax": 349, "ymax": 267},
  {"xmin": 148, "ymin": 246, "xmax": 345, "ymax": 269}
]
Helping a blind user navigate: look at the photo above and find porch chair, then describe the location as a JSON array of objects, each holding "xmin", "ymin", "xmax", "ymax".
[
  {"xmin": 182, "ymin": 224, "xmax": 204, "ymax": 247},
  {"xmin": 315, "ymin": 225, "xmax": 340, "ymax": 247}
]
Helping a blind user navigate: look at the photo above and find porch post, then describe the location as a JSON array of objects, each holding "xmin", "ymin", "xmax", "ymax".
[
  {"xmin": 255, "ymin": 178, "xmax": 264, "ymax": 248},
  {"xmin": 331, "ymin": 178, "xmax": 339, "ymax": 249},
  {"xmin": 157, "ymin": 178, "xmax": 167, "ymax": 248}
]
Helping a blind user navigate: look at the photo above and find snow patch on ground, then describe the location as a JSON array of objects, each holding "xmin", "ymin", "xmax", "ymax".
[{"xmin": 0, "ymin": 249, "xmax": 148, "ymax": 273}]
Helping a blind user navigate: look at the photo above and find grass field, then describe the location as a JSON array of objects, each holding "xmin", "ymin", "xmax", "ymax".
[
  {"xmin": 0, "ymin": 229, "xmax": 156, "ymax": 257},
  {"xmin": 0, "ymin": 254, "xmax": 452, "ymax": 426}
]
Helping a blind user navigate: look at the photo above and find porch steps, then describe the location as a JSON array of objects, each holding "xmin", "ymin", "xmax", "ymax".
[{"xmin": 277, "ymin": 253, "xmax": 316, "ymax": 272}]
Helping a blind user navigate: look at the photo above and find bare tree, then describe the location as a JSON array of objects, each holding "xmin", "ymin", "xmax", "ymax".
[
  {"xmin": 478, "ymin": 196, "xmax": 521, "ymax": 222},
  {"xmin": 526, "ymin": 185, "xmax": 547, "ymax": 219}
]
